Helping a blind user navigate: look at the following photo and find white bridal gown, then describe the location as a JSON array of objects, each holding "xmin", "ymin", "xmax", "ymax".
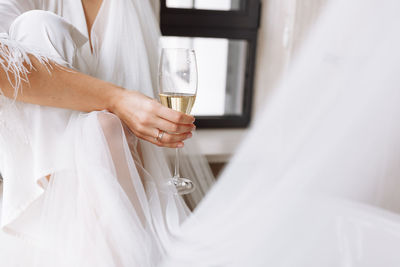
[{"xmin": 0, "ymin": 0, "xmax": 214, "ymax": 266}]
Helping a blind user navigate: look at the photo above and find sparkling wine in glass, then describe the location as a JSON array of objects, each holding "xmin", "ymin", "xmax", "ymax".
[{"xmin": 158, "ymin": 48, "xmax": 198, "ymax": 195}]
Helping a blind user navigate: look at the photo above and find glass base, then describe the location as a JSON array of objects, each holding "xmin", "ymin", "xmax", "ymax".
[{"xmin": 168, "ymin": 177, "xmax": 195, "ymax": 195}]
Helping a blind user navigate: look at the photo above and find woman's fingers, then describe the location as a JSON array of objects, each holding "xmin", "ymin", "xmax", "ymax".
[
  {"xmin": 139, "ymin": 100, "xmax": 195, "ymax": 133},
  {"xmin": 159, "ymin": 131, "xmax": 192, "ymax": 144},
  {"xmin": 124, "ymin": 117, "xmax": 192, "ymax": 147},
  {"xmin": 134, "ymin": 131, "xmax": 185, "ymax": 148},
  {"xmin": 152, "ymin": 117, "xmax": 195, "ymax": 134},
  {"xmin": 139, "ymin": 125, "xmax": 193, "ymax": 145},
  {"xmin": 155, "ymin": 104, "xmax": 195, "ymax": 125}
]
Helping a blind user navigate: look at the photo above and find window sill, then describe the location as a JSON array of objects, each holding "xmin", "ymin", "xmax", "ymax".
[{"xmin": 195, "ymin": 128, "xmax": 247, "ymax": 163}]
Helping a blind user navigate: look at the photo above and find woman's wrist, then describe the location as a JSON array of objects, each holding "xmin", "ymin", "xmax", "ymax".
[{"xmin": 107, "ymin": 86, "xmax": 127, "ymax": 114}]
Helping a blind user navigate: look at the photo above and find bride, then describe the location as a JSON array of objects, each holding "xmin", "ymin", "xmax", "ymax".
[
  {"xmin": 0, "ymin": 0, "xmax": 213, "ymax": 266},
  {"xmin": 3, "ymin": 0, "xmax": 400, "ymax": 266}
]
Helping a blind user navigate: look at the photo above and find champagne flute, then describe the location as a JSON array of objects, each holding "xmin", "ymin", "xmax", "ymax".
[{"xmin": 158, "ymin": 48, "xmax": 198, "ymax": 195}]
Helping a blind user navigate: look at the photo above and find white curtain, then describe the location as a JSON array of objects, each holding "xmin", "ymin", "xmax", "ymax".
[
  {"xmin": 254, "ymin": 0, "xmax": 328, "ymax": 116},
  {"xmin": 149, "ymin": 0, "xmax": 161, "ymax": 20}
]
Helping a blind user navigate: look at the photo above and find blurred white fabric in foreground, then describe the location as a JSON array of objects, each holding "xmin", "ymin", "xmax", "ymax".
[{"xmin": 160, "ymin": 0, "xmax": 400, "ymax": 266}]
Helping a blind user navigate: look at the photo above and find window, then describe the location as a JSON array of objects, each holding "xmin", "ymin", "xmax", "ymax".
[
  {"xmin": 160, "ymin": 0, "xmax": 262, "ymax": 128},
  {"xmin": 166, "ymin": 0, "xmax": 244, "ymax": 11}
]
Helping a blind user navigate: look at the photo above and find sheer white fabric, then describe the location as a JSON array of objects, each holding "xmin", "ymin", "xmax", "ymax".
[
  {"xmin": 160, "ymin": 0, "xmax": 400, "ymax": 266},
  {"xmin": 0, "ymin": 0, "xmax": 213, "ymax": 266}
]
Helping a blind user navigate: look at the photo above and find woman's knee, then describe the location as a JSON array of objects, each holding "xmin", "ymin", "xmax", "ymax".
[
  {"xmin": 8, "ymin": 10, "xmax": 87, "ymax": 65},
  {"xmin": 10, "ymin": 10, "xmax": 63, "ymax": 34}
]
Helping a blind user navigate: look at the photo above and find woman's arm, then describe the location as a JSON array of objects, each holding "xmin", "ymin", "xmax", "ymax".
[{"xmin": 0, "ymin": 55, "xmax": 195, "ymax": 148}]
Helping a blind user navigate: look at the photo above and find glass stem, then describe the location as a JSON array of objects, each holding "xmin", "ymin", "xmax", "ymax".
[{"xmin": 174, "ymin": 148, "xmax": 180, "ymax": 178}]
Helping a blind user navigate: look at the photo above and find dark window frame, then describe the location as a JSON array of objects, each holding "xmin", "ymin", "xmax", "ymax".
[{"xmin": 160, "ymin": 0, "xmax": 262, "ymax": 128}]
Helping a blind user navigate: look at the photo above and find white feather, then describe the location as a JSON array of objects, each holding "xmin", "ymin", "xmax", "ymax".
[{"xmin": 0, "ymin": 33, "xmax": 51, "ymax": 99}]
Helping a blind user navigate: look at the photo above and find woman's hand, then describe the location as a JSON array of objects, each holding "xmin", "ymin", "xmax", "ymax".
[{"xmin": 109, "ymin": 89, "xmax": 196, "ymax": 148}]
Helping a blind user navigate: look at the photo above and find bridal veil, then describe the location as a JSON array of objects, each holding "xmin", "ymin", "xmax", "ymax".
[{"xmin": 160, "ymin": 0, "xmax": 400, "ymax": 266}]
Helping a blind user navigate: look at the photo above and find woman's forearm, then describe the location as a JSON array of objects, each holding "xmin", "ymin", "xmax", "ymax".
[{"xmin": 0, "ymin": 55, "xmax": 124, "ymax": 112}]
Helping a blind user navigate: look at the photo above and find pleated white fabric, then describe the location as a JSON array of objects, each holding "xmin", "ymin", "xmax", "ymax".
[
  {"xmin": 160, "ymin": 0, "xmax": 400, "ymax": 266},
  {"xmin": 0, "ymin": 0, "xmax": 213, "ymax": 266}
]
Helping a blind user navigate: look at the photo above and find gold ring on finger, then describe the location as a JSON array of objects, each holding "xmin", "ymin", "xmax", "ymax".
[{"xmin": 155, "ymin": 129, "xmax": 165, "ymax": 142}]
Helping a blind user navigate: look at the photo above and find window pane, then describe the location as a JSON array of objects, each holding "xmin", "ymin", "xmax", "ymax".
[
  {"xmin": 161, "ymin": 36, "xmax": 248, "ymax": 116},
  {"xmin": 166, "ymin": 0, "xmax": 243, "ymax": 11}
]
